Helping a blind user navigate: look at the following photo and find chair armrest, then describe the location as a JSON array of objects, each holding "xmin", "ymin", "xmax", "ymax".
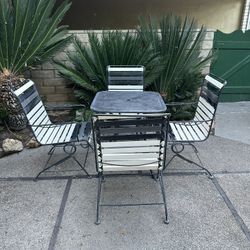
[
  {"xmin": 45, "ymin": 103, "xmax": 86, "ymax": 111},
  {"xmin": 166, "ymin": 101, "xmax": 198, "ymax": 107},
  {"xmin": 30, "ymin": 121, "xmax": 82, "ymax": 128},
  {"xmin": 171, "ymin": 119, "xmax": 213, "ymax": 125}
]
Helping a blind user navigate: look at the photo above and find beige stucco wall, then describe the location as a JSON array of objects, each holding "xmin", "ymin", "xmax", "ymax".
[
  {"xmin": 30, "ymin": 29, "xmax": 214, "ymax": 103},
  {"xmin": 181, "ymin": 0, "xmax": 244, "ymax": 33},
  {"xmin": 60, "ymin": 0, "xmax": 244, "ymax": 33}
]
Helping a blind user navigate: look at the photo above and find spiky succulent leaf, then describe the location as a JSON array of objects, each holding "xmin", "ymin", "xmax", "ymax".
[
  {"xmin": 0, "ymin": 0, "xmax": 72, "ymax": 75},
  {"xmin": 137, "ymin": 14, "xmax": 212, "ymax": 102},
  {"xmin": 55, "ymin": 31, "xmax": 160, "ymax": 107}
]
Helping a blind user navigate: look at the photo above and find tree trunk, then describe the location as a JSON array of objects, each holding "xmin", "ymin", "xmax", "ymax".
[{"xmin": 0, "ymin": 73, "xmax": 27, "ymax": 130}]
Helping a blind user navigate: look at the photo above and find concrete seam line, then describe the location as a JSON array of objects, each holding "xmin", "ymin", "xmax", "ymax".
[
  {"xmin": 212, "ymin": 177, "xmax": 250, "ymax": 242},
  {"xmin": 1, "ymin": 170, "xmax": 250, "ymax": 182},
  {"xmin": 48, "ymin": 178, "xmax": 72, "ymax": 250}
]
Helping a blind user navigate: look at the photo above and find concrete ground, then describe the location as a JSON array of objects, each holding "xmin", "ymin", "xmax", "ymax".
[
  {"xmin": 1, "ymin": 102, "xmax": 250, "ymax": 250},
  {"xmin": 216, "ymin": 102, "xmax": 250, "ymax": 145}
]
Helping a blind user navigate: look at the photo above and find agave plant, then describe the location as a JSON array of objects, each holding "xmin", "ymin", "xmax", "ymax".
[
  {"xmin": 55, "ymin": 30, "xmax": 160, "ymax": 107},
  {"xmin": 0, "ymin": 0, "xmax": 72, "ymax": 130},
  {"xmin": 138, "ymin": 14, "xmax": 212, "ymax": 103}
]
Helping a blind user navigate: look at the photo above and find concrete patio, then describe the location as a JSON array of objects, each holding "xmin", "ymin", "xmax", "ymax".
[{"xmin": 1, "ymin": 102, "xmax": 250, "ymax": 250}]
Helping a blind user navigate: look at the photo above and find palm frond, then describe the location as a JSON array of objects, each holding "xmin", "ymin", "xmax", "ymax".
[
  {"xmin": 55, "ymin": 30, "xmax": 160, "ymax": 107},
  {"xmin": 137, "ymin": 14, "xmax": 212, "ymax": 102},
  {"xmin": 0, "ymin": 0, "xmax": 71, "ymax": 75}
]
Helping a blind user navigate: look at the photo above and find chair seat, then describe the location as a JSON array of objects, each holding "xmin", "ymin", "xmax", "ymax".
[
  {"xmin": 169, "ymin": 121, "xmax": 211, "ymax": 142},
  {"xmin": 33, "ymin": 122, "xmax": 91, "ymax": 145}
]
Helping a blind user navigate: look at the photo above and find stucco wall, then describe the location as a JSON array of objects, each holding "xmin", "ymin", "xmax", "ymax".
[
  {"xmin": 30, "ymin": 29, "xmax": 215, "ymax": 104},
  {"xmin": 58, "ymin": 0, "xmax": 243, "ymax": 33}
]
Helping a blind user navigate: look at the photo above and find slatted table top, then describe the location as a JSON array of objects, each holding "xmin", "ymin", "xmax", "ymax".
[{"xmin": 91, "ymin": 91, "xmax": 166, "ymax": 113}]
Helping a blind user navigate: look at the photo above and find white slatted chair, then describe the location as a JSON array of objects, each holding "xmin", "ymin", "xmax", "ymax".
[
  {"xmin": 164, "ymin": 75, "xmax": 227, "ymax": 178},
  {"xmin": 92, "ymin": 113, "xmax": 170, "ymax": 224},
  {"xmin": 107, "ymin": 65, "xmax": 144, "ymax": 91},
  {"xmin": 13, "ymin": 80, "xmax": 92, "ymax": 180}
]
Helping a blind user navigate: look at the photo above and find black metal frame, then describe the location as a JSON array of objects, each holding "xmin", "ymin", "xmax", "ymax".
[
  {"xmin": 92, "ymin": 113, "xmax": 170, "ymax": 225},
  {"xmin": 164, "ymin": 75, "xmax": 227, "ymax": 178},
  {"xmin": 34, "ymin": 141, "xmax": 92, "ymax": 180},
  {"xmin": 12, "ymin": 81, "xmax": 92, "ymax": 180}
]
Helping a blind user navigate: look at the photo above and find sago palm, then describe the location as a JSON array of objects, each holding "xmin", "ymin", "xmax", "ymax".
[
  {"xmin": 138, "ymin": 14, "xmax": 212, "ymax": 103},
  {"xmin": 55, "ymin": 30, "xmax": 160, "ymax": 107},
  {"xmin": 0, "ymin": 0, "xmax": 72, "ymax": 130}
]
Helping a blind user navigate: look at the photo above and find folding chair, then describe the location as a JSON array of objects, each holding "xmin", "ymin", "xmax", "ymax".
[
  {"xmin": 164, "ymin": 75, "xmax": 227, "ymax": 178},
  {"xmin": 92, "ymin": 113, "xmax": 170, "ymax": 224},
  {"xmin": 13, "ymin": 80, "xmax": 92, "ymax": 180},
  {"xmin": 107, "ymin": 65, "xmax": 144, "ymax": 91}
]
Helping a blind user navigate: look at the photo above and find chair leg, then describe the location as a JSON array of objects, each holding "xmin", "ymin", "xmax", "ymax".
[
  {"xmin": 34, "ymin": 143, "xmax": 91, "ymax": 180},
  {"xmin": 164, "ymin": 143, "xmax": 214, "ymax": 179},
  {"xmin": 34, "ymin": 154, "xmax": 71, "ymax": 181},
  {"xmin": 163, "ymin": 154, "xmax": 178, "ymax": 171},
  {"xmin": 71, "ymin": 145, "xmax": 91, "ymax": 178},
  {"xmin": 150, "ymin": 170, "xmax": 158, "ymax": 181},
  {"xmin": 159, "ymin": 170, "xmax": 169, "ymax": 224},
  {"xmin": 95, "ymin": 174, "xmax": 103, "ymax": 225}
]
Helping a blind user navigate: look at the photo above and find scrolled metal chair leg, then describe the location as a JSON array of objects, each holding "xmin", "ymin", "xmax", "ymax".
[{"xmin": 166, "ymin": 143, "xmax": 214, "ymax": 179}]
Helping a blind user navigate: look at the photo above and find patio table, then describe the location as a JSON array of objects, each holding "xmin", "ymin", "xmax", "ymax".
[{"xmin": 90, "ymin": 91, "xmax": 166, "ymax": 113}]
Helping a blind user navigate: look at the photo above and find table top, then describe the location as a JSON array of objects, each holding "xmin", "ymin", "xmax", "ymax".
[{"xmin": 90, "ymin": 91, "xmax": 166, "ymax": 113}]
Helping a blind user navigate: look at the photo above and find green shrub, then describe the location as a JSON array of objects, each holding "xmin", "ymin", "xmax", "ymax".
[
  {"xmin": 55, "ymin": 31, "xmax": 160, "ymax": 107},
  {"xmin": 137, "ymin": 14, "xmax": 212, "ymax": 119}
]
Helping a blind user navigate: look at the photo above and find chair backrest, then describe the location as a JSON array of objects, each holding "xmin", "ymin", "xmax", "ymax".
[
  {"xmin": 107, "ymin": 65, "xmax": 144, "ymax": 91},
  {"xmin": 13, "ymin": 80, "xmax": 52, "ymax": 141},
  {"xmin": 194, "ymin": 75, "xmax": 226, "ymax": 134},
  {"xmin": 92, "ymin": 113, "xmax": 170, "ymax": 172}
]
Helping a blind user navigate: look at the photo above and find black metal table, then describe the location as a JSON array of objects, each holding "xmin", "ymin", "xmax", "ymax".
[{"xmin": 90, "ymin": 91, "xmax": 166, "ymax": 113}]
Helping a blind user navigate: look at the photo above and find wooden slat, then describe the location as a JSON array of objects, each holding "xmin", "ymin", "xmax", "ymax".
[
  {"xmin": 20, "ymin": 91, "xmax": 38, "ymax": 108},
  {"xmin": 205, "ymin": 75, "xmax": 224, "ymax": 89},
  {"xmin": 199, "ymin": 97, "xmax": 215, "ymax": 114},
  {"xmin": 197, "ymin": 101, "xmax": 214, "ymax": 118},
  {"xmin": 46, "ymin": 126, "xmax": 62, "ymax": 144},
  {"xmin": 196, "ymin": 106, "xmax": 213, "ymax": 120},
  {"xmin": 197, "ymin": 121, "xmax": 210, "ymax": 136},
  {"xmin": 108, "ymin": 85, "xmax": 143, "ymax": 90},
  {"xmin": 102, "ymin": 146, "xmax": 160, "ymax": 154},
  {"xmin": 14, "ymin": 80, "xmax": 34, "ymax": 96},
  {"xmin": 18, "ymin": 85, "xmax": 37, "ymax": 103},
  {"xmin": 107, "ymin": 66, "xmax": 144, "ymax": 72},
  {"xmin": 102, "ymin": 164, "xmax": 158, "ymax": 171},
  {"xmin": 109, "ymin": 76, "xmax": 143, "ymax": 81},
  {"xmin": 185, "ymin": 123, "xmax": 203, "ymax": 140},
  {"xmin": 179, "ymin": 124, "xmax": 194, "ymax": 141},
  {"xmin": 102, "ymin": 140, "xmax": 161, "ymax": 147},
  {"xmin": 40, "ymin": 127, "xmax": 58, "ymax": 144},
  {"xmin": 172, "ymin": 123, "xmax": 188, "ymax": 140},
  {"xmin": 64, "ymin": 124, "xmax": 76, "ymax": 142},
  {"xmin": 35, "ymin": 126, "xmax": 50, "ymax": 143},
  {"xmin": 32, "ymin": 110, "xmax": 49, "ymax": 126},
  {"xmin": 56, "ymin": 124, "xmax": 71, "ymax": 143},
  {"xmin": 52, "ymin": 125, "xmax": 67, "ymax": 143},
  {"xmin": 102, "ymin": 153, "xmax": 158, "ymax": 160},
  {"xmin": 99, "ymin": 125, "xmax": 161, "ymax": 135},
  {"xmin": 169, "ymin": 123, "xmax": 182, "ymax": 140},
  {"xmin": 29, "ymin": 105, "xmax": 47, "ymax": 125},
  {"xmin": 27, "ymin": 101, "xmax": 43, "ymax": 120}
]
